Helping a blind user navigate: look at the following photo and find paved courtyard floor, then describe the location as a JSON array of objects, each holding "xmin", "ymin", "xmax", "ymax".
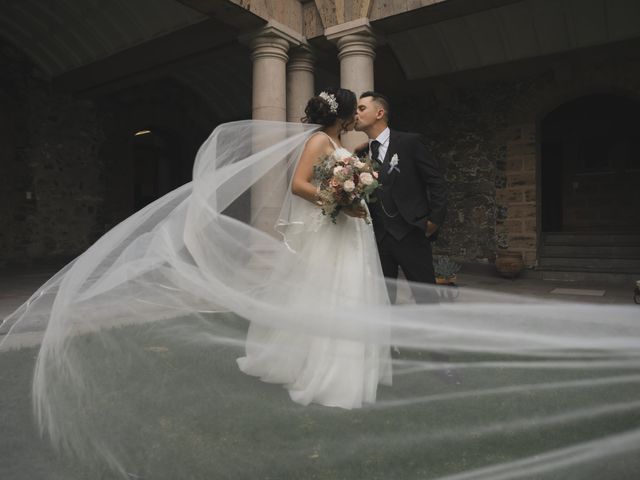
[
  {"xmin": 1, "ymin": 265, "xmax": 638, "ymax": 479},
  {"xmin": 1, "ymin": 265, "xmax": 636, "ymax": 324}
]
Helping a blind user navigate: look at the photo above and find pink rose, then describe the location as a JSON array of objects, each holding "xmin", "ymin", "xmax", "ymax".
[
  {"xmin": 372, "ymin": 171, "xmax": 379, "ymax": 179},
  {"xmin": 359, "ymin": 172, "xmax": 374, "ymax": 185},
  {"xmin": 343, "ymin": 179, "xmax": 355, "ymax": 192}
]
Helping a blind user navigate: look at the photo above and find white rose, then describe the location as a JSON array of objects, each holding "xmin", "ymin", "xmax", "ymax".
[
  {"xmin": 359, "ymin": 172, "xmax": 374, "ymax": 185},
  {"xmin": 333, "ymin": 166, "xmax": 344, "ymax": 175},
  {"xmin": 343, "ymin": 179, "xmax": 355, "ymax": 192},
  {"xmin": 354, "ymin": 161, "xmax": 366, "ymax": 169}
]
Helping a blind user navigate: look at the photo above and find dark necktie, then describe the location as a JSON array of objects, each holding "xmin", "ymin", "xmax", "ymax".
[{"xmin": 370, "ymin": 140, "xmax": 381, "ymax": 163}]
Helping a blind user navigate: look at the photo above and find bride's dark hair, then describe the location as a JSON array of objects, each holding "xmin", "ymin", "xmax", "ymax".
[{"xmin": 302, "ymin": 87, "xmax": 356, "ymax": 126}]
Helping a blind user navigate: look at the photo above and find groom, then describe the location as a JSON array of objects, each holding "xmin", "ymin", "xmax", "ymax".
[{"xmin": 355, "ymin": 91, "xmax": 447, "ymax": 304}]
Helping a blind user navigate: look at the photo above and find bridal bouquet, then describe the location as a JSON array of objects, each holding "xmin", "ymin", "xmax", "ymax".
[{"xmin": 313, "ymin": 152, "xmax": 380, "ymax": 224}]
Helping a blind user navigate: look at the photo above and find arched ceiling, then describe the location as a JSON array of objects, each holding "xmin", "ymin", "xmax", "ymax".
[
  {"xmin": 386, "ymin": 0, "xmax": 640, "ymax": 80},
  {"xmin": 0, "ymin": 0, "xmax": 267, "ymax": 121},
  {"xmin": 2, "ymin": 0, "xmax": 640, "ymax": 119},
  {"xmin": 0, "ymin": 0, "xmax": 211, "ymax": 78},
  {"xmin": 170, "ymin": 44, "xmax": 252, "ymax": 121}
]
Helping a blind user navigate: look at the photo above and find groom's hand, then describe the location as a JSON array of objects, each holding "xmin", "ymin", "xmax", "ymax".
[
  {"xmin": 344, "ymin": 206, "xmax": 367, "ymax": 218},
  {"xmin": 426, "ymin": 220, "xmax": 439, "ymax": 237}
]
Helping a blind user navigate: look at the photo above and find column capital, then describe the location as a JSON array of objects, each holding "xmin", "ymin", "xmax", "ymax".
[
  {"xmin": 325, "ymin": 18, "xmax": 375, "ymax": 42},
  {"xmin": 250, "ymin": 33, "xmax": 289, "ymax": 63},
  {"xmin": 335, "ymin": 32, "xmax": 376, "ymax": 62},
  {"xmin": 245, "ymin": 21, "xmax": 308, "ymax": 62},
  {"xmin": 325, "ymin": 19, "xmax": 376, "ymax": 61},
  {"xmin": 287, "ymin": 45, "xmax": 315, "ymax": 74}
]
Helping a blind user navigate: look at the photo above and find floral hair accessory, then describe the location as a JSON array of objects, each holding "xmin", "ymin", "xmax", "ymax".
[{"xmin": 318, "ymin": 91, "xmax": 339, "ymax": 114}]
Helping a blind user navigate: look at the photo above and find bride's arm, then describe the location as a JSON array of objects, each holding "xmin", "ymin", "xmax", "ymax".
[{"xmin": 291, "ymin": 135, "xmax": 332, "ymax": 204}]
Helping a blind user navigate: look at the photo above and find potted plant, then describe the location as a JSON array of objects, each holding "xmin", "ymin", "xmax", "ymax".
[{"xmin": 434, "ymin": 256, "xmax": 461, "ymax": 285}]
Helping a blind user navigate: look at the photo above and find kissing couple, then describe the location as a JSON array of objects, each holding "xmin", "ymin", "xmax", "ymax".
[{"xmin": 237, "ymin": 87, "xmax": 448, "ymax": 408}]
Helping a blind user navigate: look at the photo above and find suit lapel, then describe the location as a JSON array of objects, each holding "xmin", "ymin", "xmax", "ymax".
[
  {"xmin": 382, "ymin": 129, "xmax": 399, "ymax": 187},
  {"xmin": 381, "ymin": 129, "xmax": 394, "ymax": 166}
]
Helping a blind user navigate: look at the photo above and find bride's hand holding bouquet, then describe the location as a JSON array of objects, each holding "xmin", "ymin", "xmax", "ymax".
[{"xmin": 313, "ymin": 152, "xmax": 380, "ymax": 224}]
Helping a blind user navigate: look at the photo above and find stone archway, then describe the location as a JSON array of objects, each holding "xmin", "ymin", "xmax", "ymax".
[
  {"xmin": 97, "ymin": 78, "xmax": 219, "ymax": 227},
  {"xmin": 540, "ymin": 94, "xmax": 640, "ymax": 233}
]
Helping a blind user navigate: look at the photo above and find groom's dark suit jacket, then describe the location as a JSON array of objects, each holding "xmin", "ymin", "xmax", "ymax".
[{"xmin": 358, "ymin": 129, "xmax": 447, "ymax": 242}]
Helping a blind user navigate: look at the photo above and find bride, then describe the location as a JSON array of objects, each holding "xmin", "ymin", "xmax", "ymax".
[{"xmin": 237, "ymin": 88, "xmax": 392, "ymax": 409}]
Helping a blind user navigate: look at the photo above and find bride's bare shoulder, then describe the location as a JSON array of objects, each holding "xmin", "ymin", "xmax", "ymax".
[{"xmin": 302, "ymin": 132, "xmax": 333, "ymax": 157}]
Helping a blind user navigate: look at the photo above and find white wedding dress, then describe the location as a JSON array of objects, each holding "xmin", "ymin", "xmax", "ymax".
[{"xmin": 237, "ymin": 134, "xmax": 392, "ymax": 409}]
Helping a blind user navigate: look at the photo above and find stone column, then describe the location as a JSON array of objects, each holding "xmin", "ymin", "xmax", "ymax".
[
  {"xmin": 247, "ymin": 24, "xmax": 302, "ymax": 234},
  {"xmin": 286, "ymin": 46, "xmax": 315, "ymax": 123},
  {"xmin": 251, "ymin": 32, "xmax": 289, "ymax": 122},
  {"xmin": 326, "ymin": 19, "xmax": 377, "ymax": 150}
]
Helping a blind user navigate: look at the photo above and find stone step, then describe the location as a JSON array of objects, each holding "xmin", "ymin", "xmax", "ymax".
[
  {"xmin": 537, "ymin": 270, "xmax": 639, "ymax": 284},
  {"xmin": 542, "ymin": 233, "xmax": 640, "ymax": 246},
  {"xmin": 540, "ymin": 244, "xmax": 640, "ymax": 258},
  {"xmin": 537, "ymin": 256, "xmax": 640, "ymax": 272}
]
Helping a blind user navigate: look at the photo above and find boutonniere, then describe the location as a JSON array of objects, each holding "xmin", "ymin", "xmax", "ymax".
[{"xmin": 388, "ymin": 154, "xmax": 400, "ymax": 174}]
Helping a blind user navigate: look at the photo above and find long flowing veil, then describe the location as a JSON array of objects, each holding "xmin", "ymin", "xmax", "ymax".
[{"xmin": 1, "ymin": 120, "xmax": 639, "ymax": 479}]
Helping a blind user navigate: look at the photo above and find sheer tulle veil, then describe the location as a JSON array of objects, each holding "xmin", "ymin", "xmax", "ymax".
[{"xmin": 1, "ymin": 120, "xmax": 639, "ymax": 479}]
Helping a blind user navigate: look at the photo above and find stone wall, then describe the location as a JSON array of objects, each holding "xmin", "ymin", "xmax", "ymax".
[
  {"xmin": 0, "ymin": 41, "xmax": 105, "ymax": 267},
  {"xmin": 393, "ymin": 52, "xmax": 640, "ymax": 267},
  {"xmin": 23, "ymin": 95, "xmax": 106, "ymax": 263},
  {"xmin": 393, "ymin": 93, "xmax": 501, "ymax": 265},
  {"xmin": 0, "ymin": 42, "xmax": 217, "ymax": 267}
]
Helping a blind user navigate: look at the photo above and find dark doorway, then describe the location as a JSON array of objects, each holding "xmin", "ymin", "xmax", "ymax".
[
  {"xmin": 132, "ymin": 129, "xmax": 183, "ymax": 211},
  {"xmin": 540, "ymin": 94, "xmax": 640, "ymax": 233}
]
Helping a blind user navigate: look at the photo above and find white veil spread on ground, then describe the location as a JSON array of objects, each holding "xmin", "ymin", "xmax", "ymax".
[{"xmin": 1, "ymin": 120, "xmax": 639, "ymax": 480}]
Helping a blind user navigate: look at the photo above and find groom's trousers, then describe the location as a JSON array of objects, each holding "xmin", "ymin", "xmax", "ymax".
[{"xmin": 377, "ymin": 229, "xmax": 438, "ymax": 304}]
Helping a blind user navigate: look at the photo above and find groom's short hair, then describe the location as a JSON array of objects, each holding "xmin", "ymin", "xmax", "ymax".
[{"xmin": 360, "ymin": 91, "xmax": 390, "ymax": 121}]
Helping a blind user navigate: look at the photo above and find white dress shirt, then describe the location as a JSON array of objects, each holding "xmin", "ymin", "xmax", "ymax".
[{"xmin": 369, "ymin": 127, "xmax": 390, "ymax": 163}]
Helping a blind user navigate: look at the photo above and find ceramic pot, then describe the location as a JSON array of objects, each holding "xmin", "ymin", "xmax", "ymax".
[
  {"xmin": 495, "ymin": 252, "xmax": 524, "ymax": 278},
  {"xmin": 436, "ymin": 275, "xmax": 457, "ymax": 285}
]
